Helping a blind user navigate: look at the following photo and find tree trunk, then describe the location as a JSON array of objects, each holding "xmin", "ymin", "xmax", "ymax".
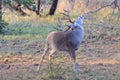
[
  {"xmin": 86, "ymin": 0, "xmax": 89, "ymax": 7},
  {"xmin": 0, "ymin": 0, "xmax": 3, "ymax": 32},
  {"xmin": 48, "ymin": 0, "xmax": 58, "ymax": 15},
  {"xmin": 36, "ymin": 0, "xmax": 41, "ymax": 15},
  {"xmin": 0, "ymin": 0, "xmax": 2, "ymax": 19}
]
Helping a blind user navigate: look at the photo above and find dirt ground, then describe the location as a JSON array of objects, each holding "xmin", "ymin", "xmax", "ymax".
[{"xmin": 0, "ymin": 34, "xmax": 120, "ymax": 80}]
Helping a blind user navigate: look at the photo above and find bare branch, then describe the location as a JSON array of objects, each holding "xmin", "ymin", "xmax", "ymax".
[
  {"xmin": 109, "ymin": 5, "xmax": 116, "ymax": 22},
  {"xmin": 25, "ymin": 5, "xmax": 35, "ymax": 11},
  {"xmin": 8, "ymin": 3, "xmax": 27, "ymax": 16},
  {"xmin": 84, "ymin": 0, "xmax": 115, "ymax": 16},
  {"xmin": 115, "ymin": 0, "xmax": 120, "ymax": 13}
]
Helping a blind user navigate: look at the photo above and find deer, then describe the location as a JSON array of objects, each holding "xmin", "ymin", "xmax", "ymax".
[{"xmin": 37, "ymin": 10, "xmax": 84, "ymax": 73}]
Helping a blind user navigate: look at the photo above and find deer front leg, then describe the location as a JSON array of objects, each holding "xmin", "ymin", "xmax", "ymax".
[
  {"xmin": 49, "ymin": 49, "xmax": 56, "ymax": 73},
  {"xmin": 69, "ymin": 49, "xmax": 80, "ymax": 73}
]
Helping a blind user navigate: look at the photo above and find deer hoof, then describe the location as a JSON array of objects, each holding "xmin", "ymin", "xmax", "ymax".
[{"xmin": 73, "ymin": 63, "xmax": 80, "ymax": 73}]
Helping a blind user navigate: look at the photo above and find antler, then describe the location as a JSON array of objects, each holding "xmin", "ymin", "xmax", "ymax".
[
  {"xmin": 60, "ymin": 9, "xmax": 74, "ymax": 23},
  {"xmin": 56, "ymin": 9, "xmax": 74, "ymax": 31}
]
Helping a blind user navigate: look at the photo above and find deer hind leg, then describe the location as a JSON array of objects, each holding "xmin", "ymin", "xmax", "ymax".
[
  {"xmin": 37, "ymin": 45, "xmax": 49, "ymax": 72},
  {"xmin": 69, "ymin": 49, "xmax": 80, "ymax": 73},
  {"xmin": 49, "ymin": 49, "xmax": 56, "ymax": 72}
]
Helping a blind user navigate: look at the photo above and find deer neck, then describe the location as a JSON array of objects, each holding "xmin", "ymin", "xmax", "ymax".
[{"xmin": 72, "ymin": 23, "xmax": 84, "ymax": 31}]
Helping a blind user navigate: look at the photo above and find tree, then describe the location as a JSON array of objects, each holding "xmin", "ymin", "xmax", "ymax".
[
  {"xmin": 48, "ymin": 0, "xmax": 58, "ymax": 15},
  {"xmin": 0, "ymin": 0, "xmax": 2, "ymax": 32},
  {"xmin": 35, "ymin": 0, "xmax": 41, "ymax": 15},
  {"xmin": 0, "ymin": 0, "xmax": 1, "ymax": 18}
]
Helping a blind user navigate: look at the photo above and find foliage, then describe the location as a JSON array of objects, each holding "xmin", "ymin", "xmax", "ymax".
[
  {"xmin": 0, "ymin": 20, "xmax": 8, "ymax": 33},
  {"xmin": 3, "ymin": 0, "xmax": 35, "ymax": 15},
  {"xmin": 0, "ymin": 8, "xmax": 7, "ymax": 33},
  {"xmin": 3, "ymin": 0, "xmax": 34, "ymax": 6}
]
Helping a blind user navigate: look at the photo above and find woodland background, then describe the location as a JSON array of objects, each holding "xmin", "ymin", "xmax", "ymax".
[{"xmin": 0, "ymin": 0, "xmax": 120, "ymax": 80}]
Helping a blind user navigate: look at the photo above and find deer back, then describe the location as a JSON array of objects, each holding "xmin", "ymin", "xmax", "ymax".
[{"xmin": 46, "ymin": 26, "xmax": 84, "ymax": 51}]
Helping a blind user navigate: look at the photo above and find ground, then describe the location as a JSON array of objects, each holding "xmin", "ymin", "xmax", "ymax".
[{"xmin": 0, "ymin": 33, "xmax": 120, "ymax": 80}]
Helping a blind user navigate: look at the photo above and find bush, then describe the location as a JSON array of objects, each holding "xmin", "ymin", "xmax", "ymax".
[{"xmin": 0, "ymin": 20, "xmax": 8, "ymax": 33}]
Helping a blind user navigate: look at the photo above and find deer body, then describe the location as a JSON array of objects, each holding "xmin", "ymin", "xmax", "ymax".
[
  {"xmin": 37, "ymin": 16, "xmax": 84, "ymax": 73},
  {"xmin": 47, "ymin": 26, "xmax": 84, "ymax": 51}
]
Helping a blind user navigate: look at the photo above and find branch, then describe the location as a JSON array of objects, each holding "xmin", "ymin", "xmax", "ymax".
[
  {"xmin": 108, "ymin": 0, "xmax": 120, "ymax": 21},
  {"xmin": 8, "ymin": 3, "xmax": 27, "ymax": 16},
  {"xmin": 109, "ymin": 7, "xmax": 115, "ymax": 22},
  {"xmin": 84, "ymin": 0, "xmax": 115, "ymax": 16},
  {"xmin": 25, "ymin": 5, "xmax": 35, "ymax": 11}
]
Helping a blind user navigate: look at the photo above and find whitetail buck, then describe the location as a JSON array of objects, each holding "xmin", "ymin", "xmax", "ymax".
[{"xmin": 37, "ymin": 11, "xmax": 84, "ymax": 73}]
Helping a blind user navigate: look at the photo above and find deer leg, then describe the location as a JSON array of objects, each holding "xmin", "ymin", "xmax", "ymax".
[
  {"xmin": 69, "ymin": 49, "xmax": 80, "ymax": 73},
  {"xmin": 49, "ymin": 49, "xmax": 56, "ymax": 73},
  {"xmin": 37, "ymin": 46, "xmax": 49, "ymax": 72}
]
